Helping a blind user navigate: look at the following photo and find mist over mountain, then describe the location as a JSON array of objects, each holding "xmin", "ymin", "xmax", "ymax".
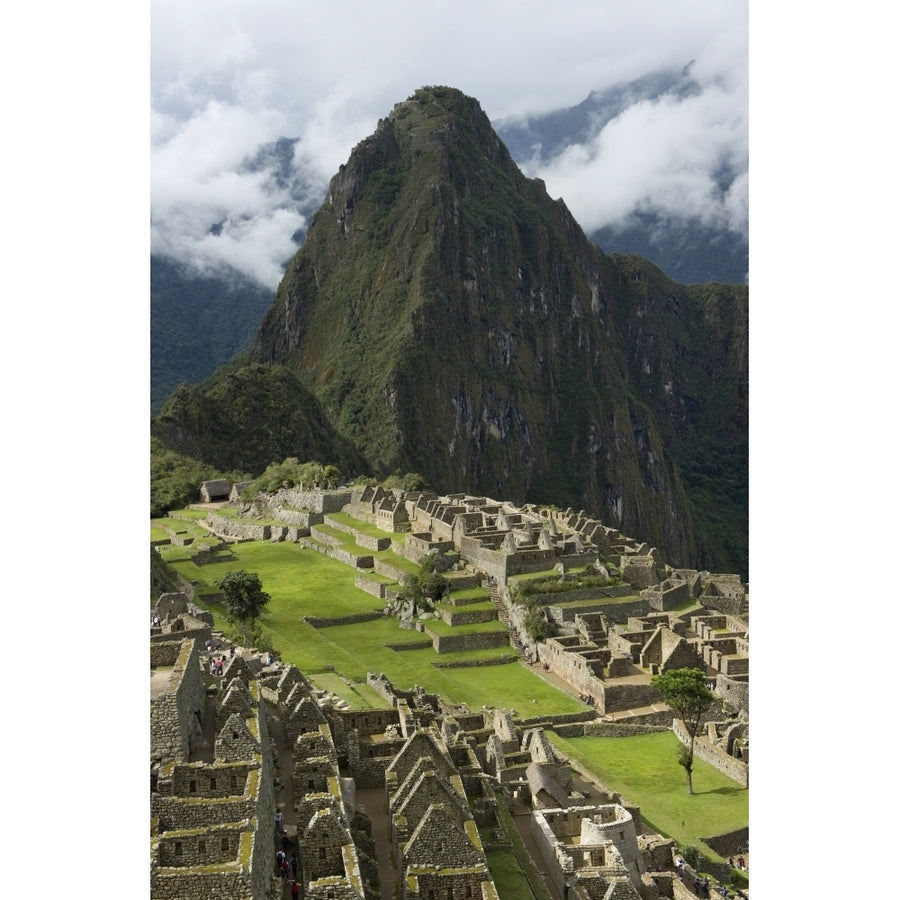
[
  {"xmin": 153, "ymin": 86, "xmax": 747, "ymax": 577},
  {"xmin": 495, "ymin": 67, "xmax": 748, "ymax": 285}
]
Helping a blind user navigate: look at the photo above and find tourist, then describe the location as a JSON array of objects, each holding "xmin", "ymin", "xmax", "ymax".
[
  {"xmin": 289, "ymin": 878, "xmax": 300, "ymax": 897},
  {"xmin": 737, "ymin": 855, "xmax": 745, "ymax": 870},
  {"xmin": 280, "ymin": 858, "xmax": 289, "ymax": 879},
  {"xmin": 290, "ymin": 854, "xmax": 298, "ymax": 878},
  {"xmin": 276, "ymin": 849, "xmax": 285, "ymax": 875},
  {"xmin": 275, "ymin": 808, "xmax": 284, "ymax": 833}
]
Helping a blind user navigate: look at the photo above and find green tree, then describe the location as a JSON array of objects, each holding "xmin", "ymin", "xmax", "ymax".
[
  {"xmin": 651, "ymin": 667, "xmax": 714, "ymax": 794},
  {"xmin": 215, "ymin": 570, "xmax": 271, "ymax": 643},
  {"xmin": 523, "ymin": 606, "xmax": 552, "ymax": 643},
  {"xmin": 322, "ymin": 465, "xmax": 342, "ymax": 488},
  {"xmin": 401, "ymin": 558, "xmax": 449, "ymax": 614}
]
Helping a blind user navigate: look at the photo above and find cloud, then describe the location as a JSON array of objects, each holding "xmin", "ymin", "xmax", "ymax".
[
  {"xmin": 523, "ymin": 28, "xmax": 748, "ymax": 236},
  {"xmin": 150, "ymin": 0, "xmax": 748, "ymax": 285},
  {"xmin": 151, "ymin": 100, "xmax": 305, "ymax": 287}
]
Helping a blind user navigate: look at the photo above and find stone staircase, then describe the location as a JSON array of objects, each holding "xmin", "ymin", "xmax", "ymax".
[{"xmin": 486, "ymin": 581, "xmax": 516, "ymax": 647}]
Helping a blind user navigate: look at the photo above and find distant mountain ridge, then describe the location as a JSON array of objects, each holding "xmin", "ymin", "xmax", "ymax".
[{"xmin": 154, "ymin": 86, "xmax": 748, "ymax": 577}]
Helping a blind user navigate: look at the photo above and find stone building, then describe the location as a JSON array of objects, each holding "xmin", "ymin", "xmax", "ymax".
[{"xmin": 150, "ymin": 648, "xmax": 275, "ymax": 900}]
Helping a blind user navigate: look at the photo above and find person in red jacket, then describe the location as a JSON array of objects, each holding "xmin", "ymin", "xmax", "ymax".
[{"xmin": 289, "ymin": 879, "xmax": 300, "ymax": 897}]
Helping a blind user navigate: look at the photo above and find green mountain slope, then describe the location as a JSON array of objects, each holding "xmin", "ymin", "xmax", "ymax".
[{"xmin": 155, "ymin": 86, "xmax": 747, "ymax": 577}]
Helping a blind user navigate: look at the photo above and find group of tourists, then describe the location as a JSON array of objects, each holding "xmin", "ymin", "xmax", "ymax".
[
  {"xmin": 675, "ymin": 855, "xmax": 739, "ymax": 899},
  {"xmin": 275, "ymin": 814, "xmax": 300, "ymax": 896}
]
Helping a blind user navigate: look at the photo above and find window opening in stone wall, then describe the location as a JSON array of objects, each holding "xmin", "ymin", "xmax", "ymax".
[
  {"xmin": 319, "ymin": 847, "xmax": 326, "ymax": 858},
  {"xmin": 221, "ymin": 837, "xmax": 229, "ymax": 851},
  {"xmin": 198, "ymin": 840, "xmax": 205, "ymax": 854},
  {"xmin": 174, "ymin": 842, "xmax": 182, "ymax": 856},
  {"xmin": 231, "ymin": 775, "xmax": 238, "ymax": 789},
  {"xmin": 309, "ymin": 779, "xmax": 315, "ymax": 789},
  {"xmin": 189, "ymin": 780, "xmax": 196, "ymax": 792},
  {"xmin": 210, "ymin": 777, "xmax": 216, "ymax": 790}
]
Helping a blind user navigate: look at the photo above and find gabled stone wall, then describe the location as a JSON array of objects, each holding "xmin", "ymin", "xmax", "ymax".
[{"xmin": 151, "ymin": 639, "xmax": 205, "ymax": 764}]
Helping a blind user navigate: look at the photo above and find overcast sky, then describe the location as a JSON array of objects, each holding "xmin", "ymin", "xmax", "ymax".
[{"xmin": 151, "ymin": 0, "xmax": 748, "ymax": 288}]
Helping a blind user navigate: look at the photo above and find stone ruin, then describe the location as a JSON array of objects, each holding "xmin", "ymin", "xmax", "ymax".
[{"xmin": 153, "ymin": 484, "xmax": 750, "ymax": 897}]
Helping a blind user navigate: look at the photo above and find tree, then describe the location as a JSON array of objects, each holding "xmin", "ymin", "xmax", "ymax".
[
  {"xmin": 651, "ymin": 667, "xmax": 714, "ymax": 794},
  {"xmin": 215, "ymin": 570, "xmax": 271, "ymax": 634},
  {"xmin": 401, "ymin": 558, "xmax": 449, "ymax": 615},
  {"xmin": 523, "ymin": 606, "xmax": 552, "ymax": 643}
]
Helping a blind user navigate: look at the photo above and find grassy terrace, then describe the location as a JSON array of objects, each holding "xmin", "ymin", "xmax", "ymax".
[
  {"xmin": 151, "ymin": 514, "xmax": 217, "ymax": 544},
  {"xmin": 446, "ymin": 586, "xmax": 490, "ymax": 601},
  {"xmin": 423, "ymin": 618, "xmax": 507, "ymax": 636},
  {"xmin": 326, "ymin": 511, "xmax": 400, "ymax": 539},
  {"xmin": 153, "ymin": 518, "xmax": 582, "ymax": 717},
  {"xmin": 548, "ymin": 731, "xmax": 748, "ymax": 865}
]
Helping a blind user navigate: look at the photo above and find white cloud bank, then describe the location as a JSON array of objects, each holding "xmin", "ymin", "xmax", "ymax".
[
  {"xmin": 151, "ymin": 0, "xmax": 748, "ymax": 287},
  {"xmin": 529, "ymin": 64, "xmax": 748, "ymax": 235}
]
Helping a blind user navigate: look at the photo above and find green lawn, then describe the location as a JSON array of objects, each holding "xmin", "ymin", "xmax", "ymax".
[
  {"xmin": 447, "ymin": 586, "xmax": 490, "ymax": 600},
  {"xmin": 325, "ymin": 511, "xmax": 395, "ymax": 538},
  {"xmin": 548, "ymin": 732, "xmax": 748, "ymax": 862},
  {"xmin": 156, "ymin": 533, "xmax": 584, "ymax": 717}
]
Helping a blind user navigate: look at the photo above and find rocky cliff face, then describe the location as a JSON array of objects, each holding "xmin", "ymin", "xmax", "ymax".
[{"xmin": 167, "ymin": 86, "xmax": 746, "ymax": 575}]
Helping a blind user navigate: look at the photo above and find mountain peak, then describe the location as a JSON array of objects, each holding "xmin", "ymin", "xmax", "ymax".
[{"xmin": 217, "ymin": 88, "xmax": 748, "ymax": 574}]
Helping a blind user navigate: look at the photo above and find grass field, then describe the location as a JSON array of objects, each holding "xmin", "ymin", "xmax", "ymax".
[
  {"xmin": 154, "ymin": 528, "xmax": 585, "ymax": 716},
  {"xmin": 548, "ymin": 731, "xmax": 748, "ymax": 862}
]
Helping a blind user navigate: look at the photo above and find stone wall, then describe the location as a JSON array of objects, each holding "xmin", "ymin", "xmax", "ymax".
[
  {"xmin": 544, "ymin": 593, "xmax": 649, "ymax": 627},
  {"xmin": 672, "ymin": 718, "xmax": 749, "ymax": 787},
  {"xmin": 438, "ymin": 606, "xmax": 498, "ymax": 627},
  {"xmin": 354, "ymin": 573, "xmax": 398, "ymax": 600},
  {"xmin": 305, "ymin": 611, "xmax": 383, "ymax": 629},
  {"xmin": 371, "ymin": 558, "xmax": 410, "ymax": 582},
  {"xmin": 323, "ymin": 515, "xmax": 392, "ymax": 551},
  {"xmin": 525, "ymin": 584, "xmax": 633, "ymax": 608},
  {"xmin": 425, "ymin": 627, "xmax": 511, "ymax": 654},
  {"xmin": 151, "ymin": 771, "xmax": 260, "ymax": 831},
  {"xmin": 149, "ymin": 615, "xmax": 212, "ymax": 648},
  {"xmin": 641, "ymin": 578, "xmax": 691, "ymax": 611},
  {"xmin": 281, "ymin": 488, "xmax": 352, "ymax": 514},
  {"xmin": 716, "ymin": 674, "xmax": 749, "ymax": 713},
  {"xmin": 151, "ymin": 639, "xmax": 205, "ymax": 764},
  {"xmin": 304, "ymin": 533, "xmax": 374, "ymax": 569},
  {"xmin": 603, "ymin": 681, "xmax": 661, "ymax": 714},
  {"xmin": 270, "ymin": 506, "xmax": 320, "ymax": 528},
  {"xmin": 553, "ymin": 719, "xmax": 670, "ymax": 737},
  {"xmin": 403, "ymin": 533, "xmax": 456, "ymax": 564},
  {"xmin": 204, "ymin": 512, "xmax": 273, "ymax": 542}
]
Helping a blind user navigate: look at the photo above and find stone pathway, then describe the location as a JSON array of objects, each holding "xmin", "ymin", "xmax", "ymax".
[
  {"xmin": 267, "ymin": 702, "xmax": 303, "ymax": 897},
  {"xmin": 355, "ymin": 787, "xmax": 396, "ymax": 900}
]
